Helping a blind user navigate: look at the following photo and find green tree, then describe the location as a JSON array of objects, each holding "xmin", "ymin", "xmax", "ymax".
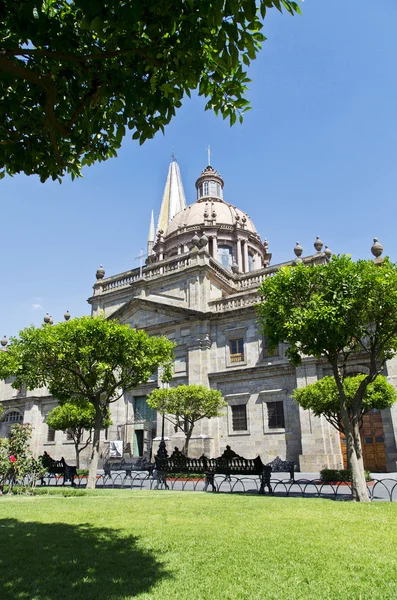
[
  {"xmin": 0, "ymin": 0, "xmax": 300, "ymax": 182},
  {"xmin": 46, "ymin": 400, "xmax": 112, "ymax": 468},
  {"xmin": 0, "ymin": 316, "xmax": 174, "ymax": 488},
  {"xmin": 293, "ymin": 375, "xmax": 397, "ymax": 438},
  {"xmin": 147, "ymin": 384, "xmax": 226, "ymax": 455},
  {"xmin": 257, "ymin": 255, "xmax": 397, "ymax": 502}
]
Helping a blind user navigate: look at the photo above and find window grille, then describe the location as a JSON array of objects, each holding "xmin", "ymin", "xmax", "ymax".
[
  {"xmin": 231, "ymin": 404, "xmax": 248, "ymax": 431},
  {"xmin": 267, "ymin": 402, "xmax": 285, "ymax": 429},
  {"xmin": 3, "ymin": 411, "xmax": 23, "ymax": 423}
]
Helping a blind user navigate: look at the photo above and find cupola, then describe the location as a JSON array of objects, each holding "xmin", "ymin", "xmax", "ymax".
[{"xmin": 195, "ymin": 165, "xmax": 224, "ymax": 202}]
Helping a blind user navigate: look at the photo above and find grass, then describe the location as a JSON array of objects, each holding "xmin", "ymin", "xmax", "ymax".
[{"xmin": 1, "ymin": 490, "xmax": 397, "ymax": 600}]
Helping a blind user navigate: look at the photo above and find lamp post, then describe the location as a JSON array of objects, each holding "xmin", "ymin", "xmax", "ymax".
[{"xmin": 156, "ymin": 412, "xmax": 168, "ymax": 459}]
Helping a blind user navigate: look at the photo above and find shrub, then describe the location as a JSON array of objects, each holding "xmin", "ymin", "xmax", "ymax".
[
  {"xmin": 0, "ymin": 424, "xmax": 46, "ymax": 493},
  {"xmin": 320, "ymin": 469, "xmax": 372, "ymax": 483},
  {"xmin": 76, "ymin": 469, "xmax": 89, "ymax": 477}
]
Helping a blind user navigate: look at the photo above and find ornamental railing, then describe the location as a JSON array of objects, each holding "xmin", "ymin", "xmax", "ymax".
[{"xmin": 33, "ymin": 474, "xmax": 397, "ymax": 502}]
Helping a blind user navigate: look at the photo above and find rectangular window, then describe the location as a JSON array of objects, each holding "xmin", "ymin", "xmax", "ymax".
[
  {"xmin": 267, "ymin": 402, "xmax": 285, "ymax": 429},
  {"xmin": 231, "ymin": 404, "xmax": 248, "ymax": 431},
  {"xmin": 66, "ymin": 430, "xmax": 73, "ymax": 441},
  {"xmin": 229, "ymin": 338, "xmax": 244, "ymax": 363},
  {"xmin": 47, "ymin": 427, "xmax": 55, "ymax": 442},
  {"xmin": 263, "ymin": 336, "xmax": 278, "ymax": 358}
]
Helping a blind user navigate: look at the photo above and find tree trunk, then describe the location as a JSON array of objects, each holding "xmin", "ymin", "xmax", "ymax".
[
  {"xmin": 182, "ymin": 427, "xmax": 193, "ymax": 456},
  {"xmin": 341, "ymin": 407, "xmax": 369, "ymax": 502},
  {"xmin": 87, "ymin": 403, "xmax": 102, "ymax": 489},
  {"xmin": 332, "ymin": 363, "xmax": 369, "ymax": 502},
  {"xmin": 74, "ymin": 443, "xmax": 80, "ymax": 470}
]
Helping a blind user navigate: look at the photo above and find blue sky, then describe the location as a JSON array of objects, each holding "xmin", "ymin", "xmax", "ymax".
[{"xmin": 1, "ymin": 0, "xmax": 397, "ymax": 337}]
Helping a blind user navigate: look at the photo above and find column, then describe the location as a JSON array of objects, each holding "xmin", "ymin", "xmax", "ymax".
[
  {"xmin": 212, "ymin": 236, "xmax": 218, "ymax": 260},
  {"xmin": 296, "ymin": 361, "xmax": 343, "ymax": 471},
  {"xmin": 236, "ymin": 238, "xmax": 242, "ymax": 272},
  {"xmin": 243, "ymin": 240, "xmax": 249, "ymax": 273}
]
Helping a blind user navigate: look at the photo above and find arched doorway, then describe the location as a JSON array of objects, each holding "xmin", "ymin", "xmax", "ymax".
[
  {"xmin": 340, "ymin": 409, "xmax": 386, "ymax": 472},
  {"xmin": 0, "ymin": 410, "xmax": 24, "ymax": 439}
]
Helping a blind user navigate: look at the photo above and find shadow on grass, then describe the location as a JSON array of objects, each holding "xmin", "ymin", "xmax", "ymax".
[{"xmin": 0, "ymin": 518, "xmax": 170, "ymax": 600}]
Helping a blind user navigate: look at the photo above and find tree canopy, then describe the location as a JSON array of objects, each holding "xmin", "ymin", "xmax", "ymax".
[
  {"xmin": 258, "ymin": 255, "xmax": 397, "ymax": 501},
  {"xmin": 46, "ymin": 400, "xmax": 112, "ymax": 468},
  {"xmin": 147, "ymin": 384, "xmax": 226, "ymax": 455},
  {"xmin": 293, "ymin": 375, "xmax": 397, "ymax": 434},
  {"xmin": 0, "ymin": 0, "xmax": 300, "ymax": 182},
  {"xmin": 0, "ymin": 316, "xmax": 175, "ymax": 486}
]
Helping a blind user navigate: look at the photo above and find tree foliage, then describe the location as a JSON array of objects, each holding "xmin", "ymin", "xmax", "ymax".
[
  {"xmin": 147, "ymin": 384, "xmax": 226, "ymax": 455},
  {"xmin": 293, "ymin": 375, "xmax": 397, "ymax": 434},
  {"xmin": 46, "ymin": 400, "xmax": 111, "ymax": 468},
  {"xmin": 0, "ymin": 0, "xmax": 301, "ymax": 182},
  {"xmin": 0, "ymin": 424, "xmax": 45, "ymax": 493},
  {"xmin": 0, "ymin": 316, "xmax": 175, "ymax": 486},
  {"xmin": 258, "ymin": 255, "xmax": 397, "ymax": 501}
]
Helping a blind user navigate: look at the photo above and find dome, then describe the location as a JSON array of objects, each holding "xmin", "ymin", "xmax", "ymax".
[{"xmin": 166, "ymin": 200, "xmax": 258, "ymax": 237}]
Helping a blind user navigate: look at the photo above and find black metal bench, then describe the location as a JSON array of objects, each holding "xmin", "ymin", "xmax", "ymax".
[
  {"xmin": 103, "ymin": 457, "xmax": 154, "ymax": 478},
  {"xmin": 155, "ymin": 446, "xmax": 272, "ymax": 494},
  {"xmin": 39, "ymin": 451, "xmax": 77, "ymax": 485},
  {"xmin": 267, "ymin": 456, "xmax": 295, "ymax": 481}
]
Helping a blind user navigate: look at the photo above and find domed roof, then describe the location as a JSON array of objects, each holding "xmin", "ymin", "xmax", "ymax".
[{"xmin": 165, "ymin": 199, "xmax": 258, "ymax": 236}]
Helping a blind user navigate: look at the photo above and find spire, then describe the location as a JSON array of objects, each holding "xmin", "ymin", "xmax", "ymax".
[
  {"xmin": 148, "ymin": 210, "xmax": 155, "ymax": 255},
  {"xmin": 156, "ymin": 158, "xmax": 187, "ymax": 233}
]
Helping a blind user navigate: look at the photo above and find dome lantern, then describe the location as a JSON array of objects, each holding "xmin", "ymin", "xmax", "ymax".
[{"xmin": 195, "ymin": 165, "xmax": 224, "ymax": 201}]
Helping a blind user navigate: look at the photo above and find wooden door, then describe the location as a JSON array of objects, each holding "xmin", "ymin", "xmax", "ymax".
[{"xmin": 339, "ymin": 409, "xmax": 386, "ymax": 472}]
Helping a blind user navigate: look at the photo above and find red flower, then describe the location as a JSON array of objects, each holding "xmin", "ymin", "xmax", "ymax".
[{"xmin": 9, "ymin": 455, "xmax": 16, "ymax": 463}]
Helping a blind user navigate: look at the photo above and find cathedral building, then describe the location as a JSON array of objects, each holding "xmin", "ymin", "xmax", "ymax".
[{"xmin": 1, "ymin": 159, "xmax": 397, "ymax": 473}]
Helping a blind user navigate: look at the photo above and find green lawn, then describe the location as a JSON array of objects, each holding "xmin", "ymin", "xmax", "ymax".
[{"xmin": 0, "ymin": 490, "xmax": 396, "ymax": 600}]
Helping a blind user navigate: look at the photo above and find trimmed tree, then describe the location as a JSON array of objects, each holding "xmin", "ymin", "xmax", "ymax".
[
  {"xmin": 0, "ymin": 0, "xmax": 301, "ymax": 181},
  {"xmin": 293, "ymin": 374, "xmax": 397, "ymax": 442},
  {"xmin": 0, "ymin": 316, "xmax": 174, "ymax": 488},
  {"xmin": 257, "ymin": 255, "xmax": 397, "ymax": 502},
  {"xmin": 147, "ymin": 384, "xmax": 226, "ymax": 455},
  {"xmin": 46, "ymin": 401, "xmax": 112, "ymax": 468}
]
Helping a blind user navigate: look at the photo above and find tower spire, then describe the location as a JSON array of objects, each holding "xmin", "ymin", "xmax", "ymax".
[
  {"xmin": 156, "ymin": 158, "xmax": 186, "ymax": 233},
  {"xmin": 148, "ymin": 210, "xmax": 155, "ymax": 255}
]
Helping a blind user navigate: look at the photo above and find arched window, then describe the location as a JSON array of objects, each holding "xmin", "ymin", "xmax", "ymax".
[
  {"xmin": 218, "ymin": 245, "xmax": 233, "ymax": 271},
  {"xmin": 3, "ymin": 411, "xmax": 23, "ymax": 423}
]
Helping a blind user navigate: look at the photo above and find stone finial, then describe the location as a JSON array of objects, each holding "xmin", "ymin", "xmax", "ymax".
[
  {"xmin": 191, "ymin": 231, "xmax": 200, "ymax": 248},
  {"xmin": 324, "ymin": 246, "xmax": 332, "ymax": 259},
  {"xmin": 199, "ymin": 233, "xmax": 209, "ymax": 248},
  {"xmin": 314, "ymin": 236, "xmax": 323, "ymax": 252},
  {"xmin": 1, "ymin": 335, "xmax": 8, "ymax": 347},
  {"xmin": 231, "ymin": 260, "xmax": 239, "ymax": 274},
  {"xmin": 49, "ymin": 316, "xmax": 54, "ymax": 325},
  {"xmin": 294, "ymin": 242, "xmax": 303, "ymax": 258},
  {"xmin": 64, "ymin": 310, "xmax": 71, "ymax": 321},
  {"xmin": 96, "ymin": 265, "xmax": 105, "ymax": 280},
  {"xmin": 43, "ymin": 313, "xmax": 51, "ymax": 324},
  {"xmin": 371, "ymin": 237, "xmax": 383, "ymax": 258}
]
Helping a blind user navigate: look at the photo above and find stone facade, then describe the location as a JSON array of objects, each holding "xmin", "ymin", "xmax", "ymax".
[{"xmin": 1, "ymin": 161, "xmax": 397, "ymax": 472}]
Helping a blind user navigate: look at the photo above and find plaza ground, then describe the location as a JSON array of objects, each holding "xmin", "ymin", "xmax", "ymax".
[{"xmin": 1, "ymin": 490, "xmax": 396, "ymax": 600}]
